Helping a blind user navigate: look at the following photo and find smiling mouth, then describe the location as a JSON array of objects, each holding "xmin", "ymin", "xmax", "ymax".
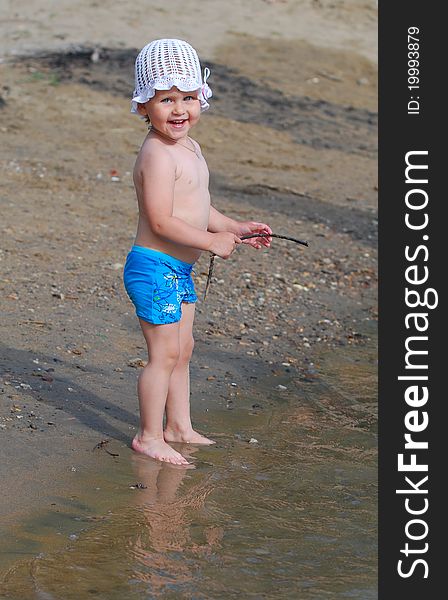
[{"xmin": 169, "ymin": 119, "xmax": 187, "ymax": 127}]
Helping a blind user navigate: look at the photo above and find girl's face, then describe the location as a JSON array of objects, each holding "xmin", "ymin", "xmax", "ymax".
[{"xmin": 137, "ymin": 86, "xmax": 201, "ymax": 139}]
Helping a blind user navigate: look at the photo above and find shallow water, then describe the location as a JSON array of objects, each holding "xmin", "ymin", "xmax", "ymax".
[{"xmin": 0, "ymin": 340, "xmax": 377, "ymax": 600}]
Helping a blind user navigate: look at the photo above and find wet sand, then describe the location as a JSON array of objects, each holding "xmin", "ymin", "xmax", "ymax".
[
  {"xmin": 0, "ymin": 0, "xmax": 377, "ymax": 592},
  {"xmin": 0, "ymin": 341, "xmax": 377, "ymax": 598}
]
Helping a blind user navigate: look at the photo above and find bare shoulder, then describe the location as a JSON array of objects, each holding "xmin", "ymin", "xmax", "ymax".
[
  {"xmin": 189, "ymin": 137, "xmax": 209, "ymax": 172},
  {"xmin": 134, "ymin": 136, "xmax": 176, "ymax": 182},
  {"xmin": 189, "ymin": 136, "xmax": 203, "ymax": 156}
]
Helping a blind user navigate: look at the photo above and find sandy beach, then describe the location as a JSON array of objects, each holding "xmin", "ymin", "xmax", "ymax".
[{"xmin": 0, "ymin": 1, "xmax": 377, "ymax": 595}]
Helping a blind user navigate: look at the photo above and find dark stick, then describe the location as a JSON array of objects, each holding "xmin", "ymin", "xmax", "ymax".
[
  {"xmin": 240, "ymin": 233, "xmax": 308, "ymax": 246},
  {"xmin": 204, "ymin": 254, "xmax": 216, "ymax": 301},
  {"xmin": 203, "ymin": 233, "xmax": 309, "ymax": 301}
]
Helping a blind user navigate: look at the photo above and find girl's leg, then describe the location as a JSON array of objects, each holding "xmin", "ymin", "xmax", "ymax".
[
  {"xmin": 164, "ymin": 303, "xmax": 215, "ymax": 444},
  {"xmin": 132, "ymin": 318, "xmax": 189, "ymax": 465}
]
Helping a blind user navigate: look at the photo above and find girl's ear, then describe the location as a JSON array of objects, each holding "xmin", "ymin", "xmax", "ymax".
[{"xmin": 136, "ymin": 103, "xmax": 148, "ymax": 117}]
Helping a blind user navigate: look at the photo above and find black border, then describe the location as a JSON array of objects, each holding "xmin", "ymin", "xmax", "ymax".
[{"xmin": 379, "ymin": 2, "xmax": 443, "ymax": 595}]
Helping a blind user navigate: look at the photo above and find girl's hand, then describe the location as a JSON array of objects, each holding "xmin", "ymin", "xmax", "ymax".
[
  {"xmin": 234, "ymin": 221, "xmax": 272, "ymax": 249},
  {"xmin": 208, "ymin": 232, "xmax": 242, "ymax": 259}
]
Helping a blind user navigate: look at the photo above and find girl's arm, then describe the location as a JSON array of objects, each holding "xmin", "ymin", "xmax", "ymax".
[
  {"xmin": 208, "ymin": 205, "xmax": 272, "ymax": 249},
  {"xmin": 207, "ymin": 205, "xmax": 240, "ymax": 234}
]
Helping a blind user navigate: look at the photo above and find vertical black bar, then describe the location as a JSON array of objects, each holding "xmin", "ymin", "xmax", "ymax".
[{"xmin": 379, "ymin": 2, "xmax": 443, "ymax": 597}]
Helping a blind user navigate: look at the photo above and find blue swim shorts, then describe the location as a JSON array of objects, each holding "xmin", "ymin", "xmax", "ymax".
[{"xmin": 123, "ymin": 245, "xmax": 197, "ymax": 324}]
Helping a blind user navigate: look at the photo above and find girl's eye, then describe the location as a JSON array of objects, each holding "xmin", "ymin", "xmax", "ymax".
[
  {"xmin": 161, "ymin": 98, "xmax": 172, "ymax": 103},
  {"xmin": 185, "ymin": 96, "xmax": 194, "ymax": 101}
]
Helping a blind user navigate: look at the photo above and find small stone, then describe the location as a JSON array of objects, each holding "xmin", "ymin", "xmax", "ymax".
[
  {"xmin": 248, "ymin": 438, "xmax": 258, "ymax": 444},
  {"xmin": 91, "ymin": 48, "xmax": 100, "ymax": 63},
  {"xmin": 130, "ymin": 482, "xmax": 147, "ymax": 490},
  {"xmin": 128, "ymin": 358, "xmax": 147, "ymax": 368}
]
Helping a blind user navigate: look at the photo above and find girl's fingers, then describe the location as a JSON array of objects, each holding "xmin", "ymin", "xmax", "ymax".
[
  {"xmin": 259, "ymin": 223, "xmax": 273, "ymax": 235},
  {"xmin": 248, "ymin": 222, "xmax": 272, "ymax": 234}
]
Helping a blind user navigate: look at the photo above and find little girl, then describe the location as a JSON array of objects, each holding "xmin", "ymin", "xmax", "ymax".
[{"xmin": 123, "ymin": 39, "xmax": 271, "ymax": 465}]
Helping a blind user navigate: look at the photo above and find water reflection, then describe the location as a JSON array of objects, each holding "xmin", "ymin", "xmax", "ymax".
[
  {"xmin": 1, "ymin": 343, "xmax": 377, "ymax": 599},
  {"xmin": 129, "ymin": 450, "xmax": 224, "ymax": 596}
]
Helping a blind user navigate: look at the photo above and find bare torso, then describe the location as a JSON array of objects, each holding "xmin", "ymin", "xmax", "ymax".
[{"xmin": 133, "ymin": 134, "xmax": 210, "ymax": 264}]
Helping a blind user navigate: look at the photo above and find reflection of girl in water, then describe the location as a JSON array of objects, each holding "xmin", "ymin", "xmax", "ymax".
[
  {"xmin": 131, "ymin": 450, "xmax": 224, "ymax": 595},
  {"xmin": 0, "ymin": 449, "xmax": 223, "ymax": 598}
]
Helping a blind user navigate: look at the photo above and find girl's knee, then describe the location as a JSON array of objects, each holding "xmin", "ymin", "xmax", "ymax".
[
  {"xmin": 150, "ymin": 342, "xmax": 180, "ymax": 371},
  {"xmin": 179, "ymin": 335, "xmax": 194, "ymax": 365}
]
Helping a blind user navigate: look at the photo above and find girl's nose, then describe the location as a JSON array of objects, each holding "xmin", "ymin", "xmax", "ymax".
[{"xmin": 172, "ymin": 101, "xmax": 184, "ymax": 114}]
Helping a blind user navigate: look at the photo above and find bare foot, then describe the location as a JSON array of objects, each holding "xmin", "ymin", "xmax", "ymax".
[
  {"xmin": 164, "ymin": 427, "xmax": 216, "ymax": 445},
  {"xmin": 131, "ymin": 435, "xmax": 190, "ymax": 465}
]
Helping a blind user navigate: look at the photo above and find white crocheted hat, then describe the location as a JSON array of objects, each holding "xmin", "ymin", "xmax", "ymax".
[{"xmin": 131, "ymin": 39, "xmax": 212, "ymax": 114}]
